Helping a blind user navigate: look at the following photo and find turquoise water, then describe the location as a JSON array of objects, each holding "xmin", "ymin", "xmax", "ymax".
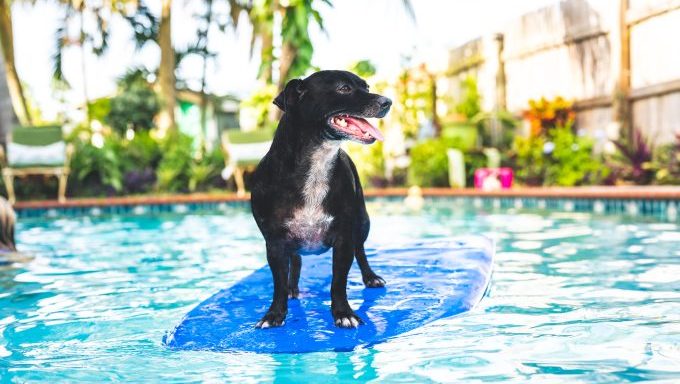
[{"xmin": 1, "ymin": 199, "xmax": 679, "ymax": 383}]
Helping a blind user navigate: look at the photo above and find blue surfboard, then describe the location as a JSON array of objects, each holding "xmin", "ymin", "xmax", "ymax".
[{"xmin": 163, "ymin": 236, "xmax": 494, "ymax": 353}]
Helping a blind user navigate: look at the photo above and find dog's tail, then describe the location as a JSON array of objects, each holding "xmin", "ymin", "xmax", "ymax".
[{"xmin": 0, "ymin": 197, "xmax": 17, "ymax": 252}]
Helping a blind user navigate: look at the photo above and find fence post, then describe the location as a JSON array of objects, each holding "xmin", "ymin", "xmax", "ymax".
[{"xmin": 613, "ymin": 0, "xmax": 632, "ymax": 141}]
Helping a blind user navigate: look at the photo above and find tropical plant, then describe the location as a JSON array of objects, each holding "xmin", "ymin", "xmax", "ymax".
[
  {"xmin": 240, "ymin": 84, "xmax": 278, "ymax": 130},
  {"xmin": 455, "ymin": 76, "xmax": 482, "ymax": 121},
  {"xmin": 106, "ymin": 69, "xmax": 160, "ymax": 134},
  {"xmin": 349, "ymin": 60, "xmax": 376, "ymax": 78},
  {"xmin": 512, "ymin": 125, "xmax": 608, "ymax": 186},
  {"xmin": 523, "ymin": 97, "xmax": 575, "ymax": 137},
  {"xmin": 651, "ymin": 134, "xmax": 680, "ymax": 185},
  {"xmin": 0, "ymin": 0, "xmax": 32, "ymax": 125},
  {"xmin": 156, "ymin": 133, "xmax": 223, "ymax": 192},
  {"xmin": 608, "ymin": 128, "xmax": 655, "ymax": 184},
  {"xmin": 68, "ymin": 127, "xmax": 124, "ymax": 194},
  {"xmin": 278, "ymin": 0, "xmax": 330, "ymax": 88}
]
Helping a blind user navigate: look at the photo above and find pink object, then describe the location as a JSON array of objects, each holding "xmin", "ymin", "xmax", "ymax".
[{"xmin": 474, "ymin": 168, "xmax": 514, "ymax": 190}]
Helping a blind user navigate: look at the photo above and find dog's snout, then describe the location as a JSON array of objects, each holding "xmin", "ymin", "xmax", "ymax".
[{"xmin": 375, "ymin": 96, "xmax": 392, "ymax": 118}]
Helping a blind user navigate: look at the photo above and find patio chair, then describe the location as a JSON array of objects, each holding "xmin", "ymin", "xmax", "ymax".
[
  {"xmin": 0, "ymin": 126, "xmax": 74, "ymax": 203},
  {"xmin": 220, "ymin": 130, "xmax": 273, "ymax": 196}
]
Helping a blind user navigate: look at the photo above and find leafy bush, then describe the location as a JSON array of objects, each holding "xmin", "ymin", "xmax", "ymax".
[
  {"xmin": 156, "ymin": 134, "xmax": 195, "ymax": 193},
  {"xmin": 156, "ymin": 133, "xmax": 224, "ymax": 193},
  {"xmin": 523, "ymin": 97, "xmax": 575, "ymax": 137},
  {"xmin": 69, "ymin": 131, "xmax": 124, "ymax": 195},
  {"xmin": 119, "ymin": 131, "xmax": 163, "ymax": 193},
  {"xmin": 651, "ymin": 134, "xmax": 680, "ymax": 185},
  {"xmin": 106, "ymin": 70, "xmax": 160, "ymax": 134},
  {"xmin": 608, "ymin": 128, "xmax": 654, "ymax": 184},
  {"xmin": 409, "ymin": 137, "xmax": 486, "ymax": 187},
  {"xmin": 512, "ymin": 125, "xmax": 608, "ymax": 186},
  {"xmin": 455, "ymin": 76, "xmax": 482, "ymax": 121},
  {"xmin": 345, "ymin": 141, "xmax": 385, "ymax": 187}
]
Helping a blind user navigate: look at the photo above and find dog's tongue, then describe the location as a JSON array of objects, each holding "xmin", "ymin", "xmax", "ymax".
[{"xmin": 345, "ymin": 116, "xmax": 384, "ymax": 141}]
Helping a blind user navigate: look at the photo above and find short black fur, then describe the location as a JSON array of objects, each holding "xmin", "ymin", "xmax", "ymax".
[{"xmin": 250, "ymin": 70, "xmax": 392, "ymax": 328}]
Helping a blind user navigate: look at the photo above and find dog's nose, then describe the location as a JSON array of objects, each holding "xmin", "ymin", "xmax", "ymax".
[{"xmin": 378, "ymin": 97, "xmax": 392, "ymax": 111}]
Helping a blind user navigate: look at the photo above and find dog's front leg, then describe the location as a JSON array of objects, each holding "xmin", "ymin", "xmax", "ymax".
[
  {"xmin": 256, "ymin": 241, "xmax": 290, "ymax": 328},
  {"xmin": 331, "ymin": 235, "xmax": 363, "ymax": 328}
]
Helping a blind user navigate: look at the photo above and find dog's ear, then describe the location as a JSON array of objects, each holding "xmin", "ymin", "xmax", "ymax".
[{"xmin": 273, "ymin": 79, "xmax": 305, "ymax": 112}]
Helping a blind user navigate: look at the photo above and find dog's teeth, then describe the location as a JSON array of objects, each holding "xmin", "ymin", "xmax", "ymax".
[{"xmin": 337, "ymin": 118, "xmax": 347, "ymax": 127}]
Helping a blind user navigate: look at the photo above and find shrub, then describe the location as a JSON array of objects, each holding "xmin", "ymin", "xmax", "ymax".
[
  {"xmin": 608, "ymin": 128, "xmax": 654, "ymax": 185},
  {"xmin": 106, "ymin": 70, "xmax": 160, "ymax": 134},
  {"xmin": 523, "ymin": 97, "xmax": 575, "ymax": 137},
  {"xmin": 69, "ymin": 131, "xmax": 124, "ymax": 195},
  {"xmin": 652, "ymin": 134, "xmax": 680, "ymax": 185},
  {"xmin": 156, "ymin": 134, "xmax": 195, "ymax": 193},
  {"xmin": 156, "ymin": 133, "xmax": 224, "ymax": 193},
  {"xmin": 345, "ymin": 141, "xmax": 385, "ymax": 187},
  {"xmin": 512, "ymin": 125, "xmax": 608, "ymax": 186},
  {"xmin": 119, "ymin": 131, "xmax": 163, "ymax": 193},
  {"xmin": 409, "ymin": 137, "xmax": 482, "ymax": 187}
]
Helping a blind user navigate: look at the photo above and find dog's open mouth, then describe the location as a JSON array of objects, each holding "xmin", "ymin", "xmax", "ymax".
[{"xmin": 329, "ymin": 115, "xmax": 384, "ymax": 143}]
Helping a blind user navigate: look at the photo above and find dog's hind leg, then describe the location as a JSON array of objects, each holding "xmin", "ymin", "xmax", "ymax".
[
  {"xmin": 256, "ymin": 241, "xmax": 291, "ymax": 328},
  {"xmin": 356, "ymin": 243, "xmax": 386, "ymax": 288},
  {"xmin": 345, "ymin": 153, "xmax": 386, "ymax": 288},
  {"xmin": 288, "ymin": 253, "xmax": 301, "ymax": 299}
]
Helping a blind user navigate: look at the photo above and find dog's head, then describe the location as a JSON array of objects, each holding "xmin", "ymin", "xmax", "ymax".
[{"xmin": 274, "ymin": 70, "xmax": 392, "ymax": 144}]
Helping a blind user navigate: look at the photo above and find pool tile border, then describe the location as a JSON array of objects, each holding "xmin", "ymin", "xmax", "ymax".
[{"xmin": 12, "ymin": 187, "xmax": 680, "ymax": 221}]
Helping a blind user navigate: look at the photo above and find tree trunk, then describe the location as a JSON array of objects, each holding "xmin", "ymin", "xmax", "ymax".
[
  {"xmin": 259, "ymin": 29, "xmax": 273, "ymax": 84},
  {"xmin": 157, "ymin": 0, "xmax": 176, "ymax": 134},
  {"xmin": 277, "ymin": 41, "xmax": 297, "ymax": 91},
  {"xmin": 0, "ymin": 46, "xmax": 15, "ymax": 142},
  {"xmin": 0, "ymin": 0, "xmax": 31, "ymax": 127}
]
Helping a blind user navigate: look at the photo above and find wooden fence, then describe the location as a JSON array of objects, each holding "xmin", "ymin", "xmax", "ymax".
[{"xmin": 444, "ymin": 0, "xmax": 680, "ymax": 146}]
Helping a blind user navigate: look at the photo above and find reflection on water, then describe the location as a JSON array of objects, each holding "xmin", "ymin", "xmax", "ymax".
[{"xmin": 1, "ymin": 201, "xmax": 679, "ymax": 382}]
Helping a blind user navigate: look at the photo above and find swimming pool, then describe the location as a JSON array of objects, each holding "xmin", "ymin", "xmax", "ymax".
[{"xmin": 2, "ymin": 198, "xmax": 679, "ymax": 382}]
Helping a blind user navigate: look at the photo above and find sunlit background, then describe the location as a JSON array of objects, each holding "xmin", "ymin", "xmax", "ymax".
[{"xmin": 0, "ymin": 0, "xmax": 679, "ymax": 202}]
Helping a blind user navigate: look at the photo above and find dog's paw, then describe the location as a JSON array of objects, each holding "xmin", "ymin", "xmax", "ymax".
[
  {"xmin": 288, "ymin": 286, "xmax": 300, "ymax": 299},
  {"xmin": 255, "ymin": 311, "xmax": 286, "ymax": 329},
  {"xmin": 363, "ymin": 274, "xmax": 386, "ymax": 288},
  {"xmin": 332, "ymin": 310, "xmax": 364, "ymax": 328}
]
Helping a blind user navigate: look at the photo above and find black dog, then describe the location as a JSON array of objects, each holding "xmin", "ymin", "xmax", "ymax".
[{"xmin": 250, "ymin": 70, "xmax": 392, "ymax": 328}]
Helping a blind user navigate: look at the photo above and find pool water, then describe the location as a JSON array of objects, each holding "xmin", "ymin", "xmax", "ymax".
[{"xmin": 1, "ymin": 199, "xmax": 679, "ymax": 382}]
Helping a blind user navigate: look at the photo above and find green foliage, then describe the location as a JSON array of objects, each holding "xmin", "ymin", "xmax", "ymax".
[
  {"xmin": 349, "ymin": 60, "xmax": 377, "ymax": 78},
  {"xmin": 513, "ymin": 135, "xmax": 546, "ymax": 186},
  {"xmin": 88, "ymin": 98, "xmax": 111, "ymax": 123},
  {"xmin": 119, "ymin": 131, "xmax": 163, "ymax": 172},
  {"xmin": 455, "ymin": 76, "xmax": 481, "ymax": 120},
  {"xmin": 345, "ymin": 141, "xmax": 385, "ymax": 187},
  {"xmin": 394, "ymin": 68, "xmax": 434, "ymax": 139},
  {"xmin": 241, "ymin": 84, "xmax": 278, "ymax": 130},
  {"xmin": 106, "ymin": 70, "xmax": 160, "ymax": 134},
  {"xmin": 156, "ymin": 134, "xmax": 195, "ymax": 193},
  {"xmin": 512, "ymin": 125, "xmax": 609, "ymax": 186},
  {"xmin": 408, "ymin": 137, "xmax": 481, "ymax": 187},
  {"xmin": 68, "ymin": 129, "xmax": 123, "ymax": 194},
  {"xmin": 156, "ymin": 133, "xmax": 224, "ymax": 193},
  {"xmin": 280, "ymin": 0, "xmax": 330, "ymax": 82},
  {"xmin": 650, "ymin": 134, "xmax": 680, "ymax": 185},
  {"xmin": 441, "ymin": 123, "xmax": 478, "ymax": 151}
]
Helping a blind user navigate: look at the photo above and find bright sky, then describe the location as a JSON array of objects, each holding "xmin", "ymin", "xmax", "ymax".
[{"xmin": 13, "ymin": 0, "xmax": 559, "ymax": 120}]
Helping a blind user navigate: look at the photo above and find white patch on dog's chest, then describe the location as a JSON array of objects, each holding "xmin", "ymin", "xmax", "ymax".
[{"xmin": 286, "ymin": 142, "xmax": 339, "ymax": 254}]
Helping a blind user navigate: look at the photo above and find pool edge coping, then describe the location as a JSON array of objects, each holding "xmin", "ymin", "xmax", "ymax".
[{"xmin": 11, "ymin": 186, "xmax": 680, "ymax": 210}]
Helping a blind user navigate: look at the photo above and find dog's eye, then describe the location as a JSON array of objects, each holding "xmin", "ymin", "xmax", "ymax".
[{"xmin": 338, "ymin": 85, "xmax": 352, "ymax": 94}]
